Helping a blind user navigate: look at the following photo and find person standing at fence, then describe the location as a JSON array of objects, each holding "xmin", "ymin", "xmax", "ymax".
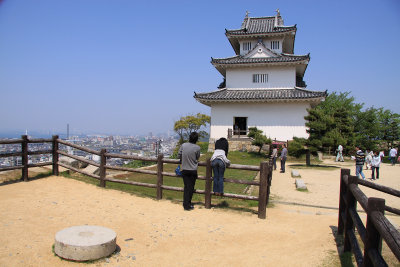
[
  {"xmin": 280, "ymin": 144, "xmax": 288, "ymax": 173},
  {"xmin": 371, "ymin": 151, "xmax": 381, "ymax": 180},
  {"xmin": 336, "ymin": 144, "xmax": 344, "ymax": 162},
  {"xmin": 389, "ymin": 147, "xmax": 398, "ymax": 166},
  {"xmin": 353, "ymin": 146, "xmax": 366, "ymax": 179},
  {"xmin": 271, "ymin": 144, "xmax": 278, "ymax": 170},
  {"xmin": 211, "ymin": 138, "xmax": 230, "ymax": 196},
  {"xmin": 178, "ymin": 132, "xmax": 200, "ymax": 211}
]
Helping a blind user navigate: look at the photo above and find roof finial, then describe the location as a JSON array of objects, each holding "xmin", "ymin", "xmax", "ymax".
[
  {"xmin": 276, "ymin": 8, "xmax": 280, "ymax": 17},
  {"xmin": 245, "ymin": 10, "xmax": 250, "ymax": 18}
]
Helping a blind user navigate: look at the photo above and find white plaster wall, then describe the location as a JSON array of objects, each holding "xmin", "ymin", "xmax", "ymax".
[
  {"xmin": 209, "ymin": 102, "xmax": 310, "ymax": 141},
  {"xmin": 226, "ymin": 66, "xmax": 295, "ymax": 88}
]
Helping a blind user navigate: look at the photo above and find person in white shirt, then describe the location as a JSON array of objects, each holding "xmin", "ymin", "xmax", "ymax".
[
  {"xmin": 389, "ymin": 147, "xmax": 398, "ymax": 166},
  {"xmin": 371, "ymin": 151, "xmax": 381, "ymax": 180},
  {"xmin": 336, "ymin": 144, "xmax": 344, "ymax": 162}
]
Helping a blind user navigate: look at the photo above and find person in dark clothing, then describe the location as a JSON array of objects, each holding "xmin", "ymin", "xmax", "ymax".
[
  {"xmin": 178, "ymin": 132, "xmax": 200, "ymax": 211},
  {"xmin": 280, "ymin": 144, "xmax": 288, "ymax": 173},
  {"xmin": 354, "ymin": 146, "xmax": 366, "ymax": 179}
]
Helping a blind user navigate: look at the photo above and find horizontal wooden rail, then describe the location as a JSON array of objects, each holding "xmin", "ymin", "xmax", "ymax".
[
  {"xmin": 58, "ymin": 150, "xmax": 100, "ymax": 168},
  {"xmin": 161, "ymin": 158, "xmax": 180, "ymax": 164},
  {"xmin": 385, "ymin": 206, "xmax": 400, "ymax": 215},
  {"xmin": 105, "ymin": 177, "xmax": 157, "ymax": 188},
  {"xmin": 28, "ymin": 138, "xmax": 52, "ymax": 143},
  {"xmin": 59, "ymin": 162, "xmax": 100, "ymax": 180},
  {"xmin": 28, "ymin": 150, "xmax": 52, "ymax": 155},
  {"xmin": 0, "ymin": 165, "xmax": 23, "ymax": 172},
  {"xmin": 348, "ymin": 182, "xmax": 368, "ymax": 211},
  {"xmin": 105, "ymin": 165, "xmax": 157, "ymax": 175},
  {"xmin": 358, "ymin": 179, "xmax": 400, "ymax": 197},
  {"xmin": 0, "ymin": 152, "xmax": 22, "ymax": 158},
  {"xmin": 58, "ymin": 139, "xmax": 101, "ymax": 155},
  {"xmin": 0, "ymin": 139, "xmax": 23, "ymax": 145},
  {"xmin": 104, "ymin": 152, "xmax": 157, "ymax": 162},
  {"xmin": 371, "ymin": 211, "xmax": 400, "ymax": 261}
]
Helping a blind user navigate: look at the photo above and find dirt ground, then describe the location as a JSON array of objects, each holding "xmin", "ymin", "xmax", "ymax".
[{"xmin": 0, "ymin": 160, "xmax": 399, "ymax": 266}]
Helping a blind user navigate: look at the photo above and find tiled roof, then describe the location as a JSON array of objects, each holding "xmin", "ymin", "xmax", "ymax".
[
  {"xmin": 211, "ymin": 54, "xmax": 309, "ymax": 65},
  {"xmin": 194, "ymin": 88, "xmax": 327, "ymax": 105},
  {"xmin": 226, "ymin": 16, "xmax": 296, "ymax": 36}
]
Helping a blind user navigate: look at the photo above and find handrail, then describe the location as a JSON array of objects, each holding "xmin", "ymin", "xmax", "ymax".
[{"xmin": 338, "ymin": 169, "xmax": 400, "ymax": 265}]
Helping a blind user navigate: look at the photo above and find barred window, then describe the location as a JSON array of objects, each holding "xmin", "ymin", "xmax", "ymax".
[
  {"xmin": 243, "ymin": 42, "xmax": 252, "ymax": 51},
  {"xmin": 271, "ymin": 41, "xmax": 280, "ymax": 50},
  {"xmin": 253, "ymin": 74, "xmax": 268, "ymax": 83}
]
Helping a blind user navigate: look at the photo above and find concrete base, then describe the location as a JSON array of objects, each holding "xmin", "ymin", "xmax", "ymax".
[
  {"xmin": 54, "ymin": 225, "xmax": 117, "ymax": 261},
  {"xmin": 295, "ymin": 179, "xmax": 307, "ymax": 190}
]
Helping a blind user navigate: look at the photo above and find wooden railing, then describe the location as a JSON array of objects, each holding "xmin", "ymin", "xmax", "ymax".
[
  {"xmin": 227, "ymin": 128, "xmax": 250, "ymax": 139},
  {"xmin": 337, "ymin": 169, "xmax": 400, "ymax": 266},
  {"xmin": 0, "ymin": 136, "xmax": 273, "ymax": 219},
  {"xmin": 0, "ymin": 135, "xmax": 57, "ymax": 181}
]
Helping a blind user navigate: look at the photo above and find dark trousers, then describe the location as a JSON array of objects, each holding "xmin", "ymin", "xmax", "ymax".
[
  {"xmin": 280, "ymin": 157, "xmax": 286, "ymax": 172},
  {"xmin": 181, "ymin": 170, "xmax": 197, "ymax": 209},
  {"xmin": 371, "ymin": 166, "xmax": 379, "ymax": 179},
  {"xmin": 272, "ymin": 157, "xmax": 277, "ymax": 170}
]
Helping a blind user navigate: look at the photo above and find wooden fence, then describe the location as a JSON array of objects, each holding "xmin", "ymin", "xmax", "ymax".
[
  {"xmin": 337, "ymin": 168, "xmax": 400, "ymax": 266},
  {"xmin": 0, "ymin": 136, "xmax": 273, "ymax": 219}
]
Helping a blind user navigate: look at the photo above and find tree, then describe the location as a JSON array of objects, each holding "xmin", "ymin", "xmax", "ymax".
[
  {"xmin": 305, "ymin": 92, "xmax": 360, "ymax": 154},
  {"xmin": 377, "ymin": 108, "xmax": 400, "ymax": 148},
  {"xmin": 247, "ymin": 127, "xmax": 271, "ymax": 153},
  {"xmin": 173, "ymin": 113, "xmax": 210, "ymax": 143}
]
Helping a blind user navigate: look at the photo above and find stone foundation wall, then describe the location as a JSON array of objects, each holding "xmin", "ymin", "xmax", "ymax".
[{"xmin": 208, "ymin": 139, "xmax": 269, "ymax": 153}]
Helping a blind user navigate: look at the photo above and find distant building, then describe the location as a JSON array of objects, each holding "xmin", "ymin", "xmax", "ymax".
[{"xmin": 195, "ymin": 10, "xmax": 327, "ymax": 142}]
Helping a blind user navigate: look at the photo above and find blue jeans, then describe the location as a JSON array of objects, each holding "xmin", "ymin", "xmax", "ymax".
[
  {"xmin": 356, "ymin": 165, "xmax": 365, "ymax": 179},
  {"xmin": 281, "ymin": 157, "xmax": 286, "ymax": 172},
  {"xmin": 212, "ymin": 158, "xmax": 225, "ymax": 193}
]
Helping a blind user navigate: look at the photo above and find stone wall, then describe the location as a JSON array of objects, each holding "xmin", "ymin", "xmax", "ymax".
[{"xmin": 208, "ymin": 139, "xmax": 269, "ymax": 153}]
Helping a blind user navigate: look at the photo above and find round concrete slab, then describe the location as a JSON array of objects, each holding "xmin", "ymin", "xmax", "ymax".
[{"xmin": 54, "ymin": 225, "xmax": 116, "ymax": 261}]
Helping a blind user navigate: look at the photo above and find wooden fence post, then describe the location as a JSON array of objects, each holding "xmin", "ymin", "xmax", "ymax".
[
  {"xmin": 52, "ymin": 135, "xmax": 59, "ymax": 176},
  {"xmin": 205, "ymin": 158, "xmax": 212, "ymax": 209},
  {"xmin": 21, "ymin": 135, "xmax": 28, "ymax": 182},
  {"xmin": 258, "ymin": 161, "xmax": 269, "ymax": 219},
  {"xmin": 99, "ymin": 149, "xmax": 106, "ymax": 187},
  {"xmin": 363, "ymin": 197, "xmax": 385, "ymax": 266},
  {"xmin": 156, "ymin": 153, "xmax": 164, "ymax": 200},
  {"xmin": 343, "ymin": 175, "xmax": 358, "ymax": 252},
  {"xmin": 338, "ymin": 168, "xmax": 351, "ymax": 235}
]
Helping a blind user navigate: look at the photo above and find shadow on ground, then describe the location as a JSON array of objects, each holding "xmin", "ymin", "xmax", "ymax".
[{"xmin": 330, "ymin": 225, "xmax": 355, "ymax": 267}]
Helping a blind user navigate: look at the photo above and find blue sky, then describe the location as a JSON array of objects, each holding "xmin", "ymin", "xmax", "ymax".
[{"xmin": 1, "ymin": 0, "xmax": 399, "ymax": 136}]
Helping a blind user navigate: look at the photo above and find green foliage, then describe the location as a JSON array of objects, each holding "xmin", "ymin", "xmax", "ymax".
[
  {"xmin": 304, "ymin": 91, "xmax": 400, "ymax": 155},
  {"xmin": 173, "ymin": 113, "xmax": 210, "ymax": 143},
  {"xmin": 247, "ymin": 127, "xmax": 272, "ymax": 154},
  {"xmin": 305, "ymin": 92, "xmax": 359, "ymax": 154},
  {"xmin": 288, "ymin": 137, "xmax": 308, "ymax": 158},
  {"xmin": 198, "ymin": 142, "xmax": 209, "ymax": 154}
]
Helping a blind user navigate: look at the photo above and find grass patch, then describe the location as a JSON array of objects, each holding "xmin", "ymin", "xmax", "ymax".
[{"xmin": 296, "ymin": 188, "xmax": 309, "ymax": 192}]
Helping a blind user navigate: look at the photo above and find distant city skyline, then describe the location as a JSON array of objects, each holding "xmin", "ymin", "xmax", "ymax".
[{"xmin": 1, "ymin": 0, "xmax": 399, "ymax": 136}]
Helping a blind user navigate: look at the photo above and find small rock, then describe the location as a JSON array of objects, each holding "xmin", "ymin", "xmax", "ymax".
[
  {"xmin": 291, "ymin": 170, "xmax": 301, "ymax": 178},
  {"xmin": 295, "ymin": 179, "xmax": 307, "ymax": 190}
]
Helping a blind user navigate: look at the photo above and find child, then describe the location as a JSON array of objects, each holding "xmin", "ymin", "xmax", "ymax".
[{"xmin": 371, "ymin": 151, "xmax": 381, "ymax": 180}]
